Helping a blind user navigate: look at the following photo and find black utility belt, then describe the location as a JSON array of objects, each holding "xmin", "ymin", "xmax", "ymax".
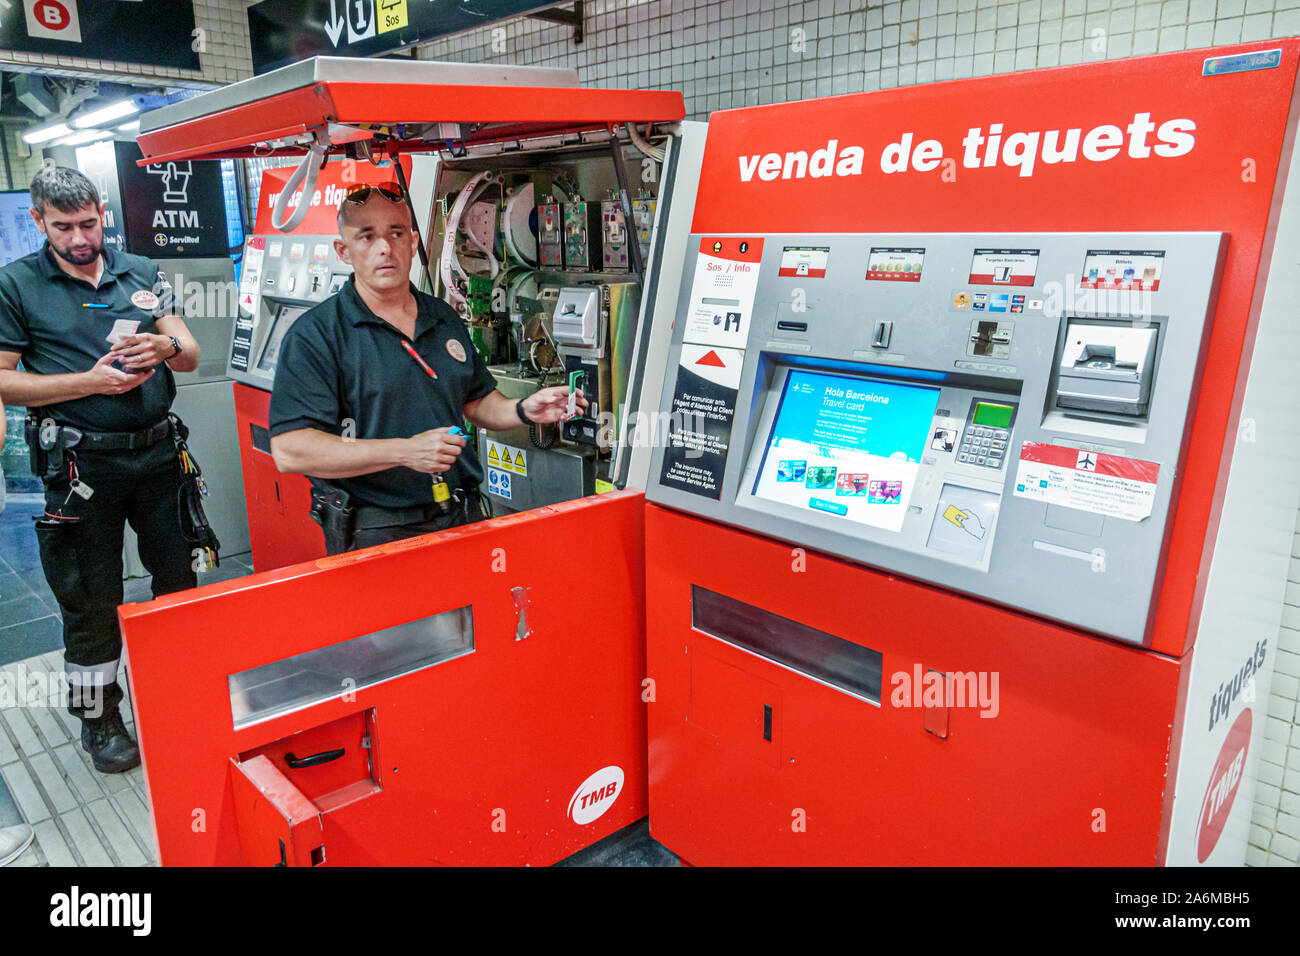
[
  {"xmin": 39, "ymin": 418, "xmax": 172, "ymax": 452},
  {"xmin": 353, "ymin": 487, "xmax": 481, "ymax": 530}
]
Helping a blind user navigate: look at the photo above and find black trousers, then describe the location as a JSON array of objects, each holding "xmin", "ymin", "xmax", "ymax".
[{"xmin": 34, "ymin": 438, "xmax": 197, "ymax": 719}]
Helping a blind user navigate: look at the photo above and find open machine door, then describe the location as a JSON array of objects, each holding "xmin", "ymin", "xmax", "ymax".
[{"xmin": 121, "ymin": 57, "xmax": 704, "ymax": 864}]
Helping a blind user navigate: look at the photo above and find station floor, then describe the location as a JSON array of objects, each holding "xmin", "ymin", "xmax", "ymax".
[{"xmin": 0, "ymin": 492, "xmax": 679, "ymax": 867}]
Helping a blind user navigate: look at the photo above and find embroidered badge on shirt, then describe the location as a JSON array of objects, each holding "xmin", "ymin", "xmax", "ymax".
[
  {"xmin": 131, "ymin": 289, "xmax": 159, "ymax": 311},
  {"xmin": 446, "ymin": 339, "xmax": 467, "ymax": 363}
]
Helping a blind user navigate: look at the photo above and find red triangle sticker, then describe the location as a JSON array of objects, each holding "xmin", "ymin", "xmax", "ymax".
[{"xmin": 695, "ymin": 349, "xmax": 726, "ymax": 368}]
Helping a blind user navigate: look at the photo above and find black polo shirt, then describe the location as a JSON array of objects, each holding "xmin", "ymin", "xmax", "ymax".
[
  {"xmin": 0, "ymin": 243, "xmax": 176, "ymax": 432},
  {"xmin": 268, "ymin": 278, "xmax": 498, "ymax": 510}
]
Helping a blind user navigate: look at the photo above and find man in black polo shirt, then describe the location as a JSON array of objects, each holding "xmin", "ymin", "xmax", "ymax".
[
  {"xmin": 269, "ymin": 183, "xmax": 584, "ymax": 554},
  {"xmin": 0, "ymin": 166, "xmax": 200, "ymax": 773}
]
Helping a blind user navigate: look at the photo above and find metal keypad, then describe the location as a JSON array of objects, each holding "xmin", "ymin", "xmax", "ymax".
[{"xmin": 958, "ymin": 427, "xmax": 1011, "ymax": 468}]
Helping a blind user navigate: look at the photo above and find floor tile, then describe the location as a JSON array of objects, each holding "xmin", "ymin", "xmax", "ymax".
[
  {"xmin": 29, "ymin": 751, "xmax": 78, "ymax": 815},
  {"xmin": 53, "ymin": 742, "xmax": 105, "ymax": 805},
  {"xmin": 1, "ymin": 761, "xmax": 50, "ymax": 823},
  {"xmin": 86, "ymin": 798, "xmax": 146, "ymax": 867},
  {"xmin": 0, "ymin": 615, "xmax": 63, "ymax": 667},
  {"xmin": 27, "ymin": 699, "xmax": 73, "ymax": 749},
  {"xmin": 59, "ymin": 808, "xmax": 114, "ymax": 867},
  {"xmin": 33, "ymin": 818, "xmax": 77, "ymax": 867},
  {"xmin": 0, "ymin": 571, "xmax": 34, "ymax": 606},
  {"xmin": 0, "ymin": 706, "xmax": 41, "ymax": 757},
  {"xmin": 112, "ymin": 788, "xmax": 158, "ymax": 859},
  {"xmin": 0, "ymin": 593, "xmax": 54, "ymax": 629}
]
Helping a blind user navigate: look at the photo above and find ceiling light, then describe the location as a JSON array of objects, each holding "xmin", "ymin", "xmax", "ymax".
[
  {"xmin": 72, "ymin": 98, "xmax": 140, "ymax": 129},
  {"xmin": 22, "ymin": 122, "xmax": 71, "ymax": 144},
  {"xmin": 55, "ymin": 128, "xmax": 115, "ymax": 147},
  {"xmin": 116, "ymin": 120, "xmax": 140, "ymax": 133}
]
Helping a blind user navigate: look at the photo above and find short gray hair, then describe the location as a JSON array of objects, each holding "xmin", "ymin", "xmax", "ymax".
[{"xmin": 29, "ymin": 165, "xmax": 100, "ymax": 217}]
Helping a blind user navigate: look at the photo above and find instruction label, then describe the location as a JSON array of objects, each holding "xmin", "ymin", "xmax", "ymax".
[
  {"xmin": 487, "ymin": 468, "xmax": 512, "ymax": 500},
  {"xmin": 659, "ymin": 344, "xmax": 744, "ymax": 500},
  {"xmin": 969, "ymin": 248, "xmax": 1039, "ymax": 287},
  {"xmin": 1013, "ymin": 442, "xmax": 1159, "ymax": 521},
  {"xmin": 682, "ymin": 237, "xmax": 764, "ymax": 349}
]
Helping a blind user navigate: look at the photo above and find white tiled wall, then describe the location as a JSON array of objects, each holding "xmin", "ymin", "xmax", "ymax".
[
  {"xmin": 0, "ymin": 126, "xmax": 45, "ymax": 191},
  {"xmin": 0, "ymin": 0, "xmax": 253, "ymax": 88},
  {"xmin": 417, "ymin": 0, "xmax": 1300, "ymax": 120},
  {"xmin": 418, "ymin": 0, "xmax": 1300, "ymax": 865},
  {"xmin": 1249, "ymin": 514, "xmax": 1300, "ymax": 866}
]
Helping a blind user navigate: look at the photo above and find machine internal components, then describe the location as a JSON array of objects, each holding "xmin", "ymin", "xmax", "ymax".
[
  {"xmin": 562, "ymin": 201, "xmax": 602, "ymax": 271},
  {"xmin": 601, "ymin": 200, "xmax": 631, "ymax": 272},
  {"xmin": 632, "ymin": 198, "xmax": 656, "ymax": 263},
  {"xmin": 538, "ymin": 200, "xmax": 563, "ymax": 268}
]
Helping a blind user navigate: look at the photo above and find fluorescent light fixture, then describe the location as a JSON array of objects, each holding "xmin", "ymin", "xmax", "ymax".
[
  {"xmin": 116, "ymin": 120, "xmax": 141, "ymax": 133},
  {"xmin": 22, "ymin": 122, "xmax": 71, "ymax": 144},
  {"xmin": 56, "ymin": 128, "xmax": 115, "ymax": 147},
  {"xmin": 72, "ymin": 99, "xmax": 140, "ymax": 129}
]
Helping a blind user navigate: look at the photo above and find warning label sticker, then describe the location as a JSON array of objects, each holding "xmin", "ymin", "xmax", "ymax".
[
  {"xmin": 1013, "ymin": 442, "xmax": 1160, "ymax": 521},
  {"xmin": 485, "ymin": 439, "xmax": 528, "ymax": 476}
]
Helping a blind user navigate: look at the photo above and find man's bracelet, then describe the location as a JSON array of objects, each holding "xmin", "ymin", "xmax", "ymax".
[{"xmin": 516, "ymin": 399, "xmax": 534, "ymax": 425}]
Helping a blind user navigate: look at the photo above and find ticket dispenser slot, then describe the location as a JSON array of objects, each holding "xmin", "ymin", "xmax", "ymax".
[{"xmin": 1054, "ymin": 320, "xmax": 1159, "ymax": 417}]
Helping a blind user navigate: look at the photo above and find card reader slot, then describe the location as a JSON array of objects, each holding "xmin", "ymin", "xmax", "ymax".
[{"xmin": 776, "ymin": 320, "xmax": 808, "ymax": 332}]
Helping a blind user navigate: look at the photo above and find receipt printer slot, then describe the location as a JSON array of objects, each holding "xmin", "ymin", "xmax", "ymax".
[{"xmin": 1054, "ymin": 321, "xmax": 1158, "ymax": 416}]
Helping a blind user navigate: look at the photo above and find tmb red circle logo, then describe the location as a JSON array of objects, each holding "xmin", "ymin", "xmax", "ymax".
[
  {"xmin": 34, "ymin": 1, "xmax": 72, "ymax": 30},
  {"xmin": 1195, "ymin": 707, "xmax": 1251, "ymax": 863}
]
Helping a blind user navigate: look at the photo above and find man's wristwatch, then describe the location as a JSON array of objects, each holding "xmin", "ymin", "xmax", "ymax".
[
  {"xmin": 516, "ymin": 398, "xmax": 535, "ymax": 424},
  {"xmin": 166, "ymin": 336, "xmax": 182, "ymax": 359}
]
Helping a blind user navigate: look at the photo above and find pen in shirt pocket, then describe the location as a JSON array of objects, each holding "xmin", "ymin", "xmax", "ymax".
[
  {"xmin": 82, "ymin": 303, "xmax": 110, "ymax": 309},
  {"xmin": 401, "ymin": 340, "xmax": 437, "ymax": 380}
]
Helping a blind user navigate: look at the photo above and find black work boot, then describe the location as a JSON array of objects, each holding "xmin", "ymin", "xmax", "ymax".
[{"xmin": 80, "ymin": 711, "xmax": 141, "ymax": 774}]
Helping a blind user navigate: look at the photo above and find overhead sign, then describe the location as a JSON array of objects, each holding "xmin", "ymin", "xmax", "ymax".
[
  {"xmin": 76, "ymin": 141, "xmax": 229, "ymax": 259},
  {"xmin": 1, "ymin": 1, "xmax": 199, "ymax": 70},
  {"xmin": 248, "ymin": 0, "xmax": 566, "ymax": 74}
]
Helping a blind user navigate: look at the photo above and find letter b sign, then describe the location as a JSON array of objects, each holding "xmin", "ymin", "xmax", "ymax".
[
  {"xmin": 38, "ymin": 1, "xmax": 70, "ymax": 27},
  {"xmin": 28, "ymin": 0, "xmax": 80, "ymax": 42}
]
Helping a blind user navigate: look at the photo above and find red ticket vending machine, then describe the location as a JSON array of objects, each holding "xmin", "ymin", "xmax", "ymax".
[
  {"xmin": 124, "ymin": 57, "xmax": 704, "ymax": 865},
  {"xmin": 643, "ymin": 41, "xmax": 1300, "ymax": 865}
]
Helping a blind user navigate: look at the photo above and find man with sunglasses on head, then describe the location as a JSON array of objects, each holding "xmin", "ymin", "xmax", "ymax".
[{"xmin": 269, "ymin": 182, "xmax": 585, "ymax": 555}]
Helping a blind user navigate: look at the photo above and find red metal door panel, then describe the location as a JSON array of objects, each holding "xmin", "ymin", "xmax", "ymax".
[
  {"xmin": 646, "ymin": 505, "xmax": 1181, "ymax": 866},
  {"xmin": 121, "ymin": 491, "xmax": 647, "ymax": 866},
  {"xmin": 232, "ymin": 382, "xmax": 322, "ymax": 571},
  {"xmin": 230, "ymin": 756, "xmax": 325, "ymax": 868}
]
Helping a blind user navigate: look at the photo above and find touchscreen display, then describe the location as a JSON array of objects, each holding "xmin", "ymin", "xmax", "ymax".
[{"xmin": 752, "ymin": 370, "xmax": 940, "ymax": 533}]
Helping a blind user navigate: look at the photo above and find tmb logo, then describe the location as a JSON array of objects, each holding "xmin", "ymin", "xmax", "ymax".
[
  {"xmin": 567, "ymin": 765, "xmax": 624, "ymax": 825},
  {"xmin": 1196, "ymin": 707, "xmax": 1251, "ymax": 863}
]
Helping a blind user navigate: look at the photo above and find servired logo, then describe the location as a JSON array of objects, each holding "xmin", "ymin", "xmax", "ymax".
[
  {"xmin": 1196, "ymin": 707, "xmax": 1251, "ymax": 863},
  {"xmin": 567, "ymin": 765, "xmax": 624, "ymax": 825}
]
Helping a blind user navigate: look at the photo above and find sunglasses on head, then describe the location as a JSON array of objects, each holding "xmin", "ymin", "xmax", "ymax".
[{"xmin": 341, "ymin": 183, "xmax": 405, "ymax": 205}]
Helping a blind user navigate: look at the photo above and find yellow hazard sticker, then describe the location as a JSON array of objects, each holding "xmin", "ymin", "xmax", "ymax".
[
  {"xmin": 595, "ymin": 479, "xmax": 614, "ymax": 494},
  {"xmin": 486, "ymin": 440, "xmax": 528, "ymax": 476}
]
